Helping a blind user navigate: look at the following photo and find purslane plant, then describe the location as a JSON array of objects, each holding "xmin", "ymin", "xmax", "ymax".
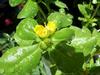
[{"xmin": 0, "ymin": 0, "xmax": 100, "ymax": 75}]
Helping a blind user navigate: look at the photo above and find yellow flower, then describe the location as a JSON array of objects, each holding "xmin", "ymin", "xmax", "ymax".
[
  {"xmin": 46, "ymin": 21, "xmax": 56, "ymax": 34},
  {"xmin": 34, "ymin": 25, "xmax": 48, "ymax": 38},
  {"xmin": 34, "ymin": 21, "xmax": 56, "ymax": 38}
]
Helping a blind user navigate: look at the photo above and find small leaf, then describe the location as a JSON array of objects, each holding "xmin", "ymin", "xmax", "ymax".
[
  {"xmin": 51, "ymin": 28, "xmax": 74, "ymax": 42},
  {"xmin": 55, "ymin": 1, "xmax": 68, "ymax": 9},
  {"xmin": 16, "ymin": 18, "xmax": 38, "ymax": 40},
  {"xmin": 9, "ymin": 0, "xmax": 23, "ymax": 7},
  {"xmin": 48, "ymin": 12, "xmax": 73, "ymax": 29},
  {"xmin": 55, "ymin": 70, "xmax": 62, "ymax": 75},
  {"xmin": 0, "ymin": 45, "xmax": 42, "ymax": 75},
  {"xmin": 78, "ymin": 4, "xmax": 89, "ymax": 17},
  {"xmin": 17, "ymin": 0, "xmax": 38, "ymax": 19}
]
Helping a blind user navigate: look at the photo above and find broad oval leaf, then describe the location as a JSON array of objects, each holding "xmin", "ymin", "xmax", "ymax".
[
  {"xmin": 71, "ymin": 37, "xmax": 97, "ymax": 56},
  {"xmin": 51, "ymin": 28, "xmax": 74, "ymax": 42},
  {"xmin": 0, "ymin": 45, "xmax": 42, "ymax": 75},
  {"xmin": 14, "ymin": 33, "xmax": 33, "ymax": 46},
  {"xmin": 9, "ymin": 0, "xmax": 23, "ymax": 7},
  {"xmin": 16, "ymin": 18, "xmax": 38, "ymax": 40},
  {"xmin": 49, "ymin": 42, "xmax": 84, "ymax": 73},
  {"xmin": 48, "ymin": 12, "xmax": 73, "ymax": 29},
  {"xmin": 70, "ymin": 26, "xmax": 97, "ymax": 56},
  {"xmin": 17, "ymin": 0, "xmax": 38, "ymax": 19}
]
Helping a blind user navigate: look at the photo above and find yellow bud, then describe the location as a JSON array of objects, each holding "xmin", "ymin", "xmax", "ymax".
[
  {"xmin": 34, "ymin": 25, "xmax": 48, "ymax": 38},
  {"xmin": 46, "ymin": 21, "xmax": 56, "ymax": 34}
]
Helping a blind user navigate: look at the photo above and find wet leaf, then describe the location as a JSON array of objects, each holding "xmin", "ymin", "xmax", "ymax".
[
  {"xmin": 55, "ymin": 1, "xmax": 68, "ymax": 9},
  {"xmin": 51, "ymin": 28, "xmax": 74, "ymax": 42},
  {"xmin": 49, "ymin": 42, "xmax": 84, "ymax": 73},
  {"xmin": 17, "ymin": 0, "xmax": 38, "ymax": 19},
  {"xmin": 48, "ymin": 12, "xmax": 73, "ymax": 29},
  {"xmin": 78, "ymin": 4, "xmax": 89, "ymax": 17},
  {"xmin": 0, "ymin": 44, "xmax": 42, "ymax": 75},
  {"xmin": 16, "ymin": 18, "xmax": 38, "ymax": 40},
  {"xmin": 9, "ymin": 0, "xmax": 23, "ymax": 7},
  {"xmin": 70, "ymin": 26, "xmax": 97, "ymax": 56},
  {"xmin": 14, "ymin": 33, "xmax": 33, "ymax": 46}
]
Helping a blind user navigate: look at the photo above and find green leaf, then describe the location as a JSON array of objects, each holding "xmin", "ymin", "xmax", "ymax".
[
  {"xmin": 70, "ymin": 26, "xmax": 91, "ymax": 38},
  {"xmin": 31, "ymin": 66, "xmax": 40, "ymax": 75},
  {"xmin": 92, "ymin": 29, "xmax": 100, "ymax": 46},
  {"xmin": 51, "ymin": 28, "xmax": 74, "ymax": 42},
  {"xmin": 14, "ymin": 33, "xmax": 33, "ymax": 46},
  {"xmin": 0, "ymin": 45, "xmax": 42, "ymax": 75},
  {"xmin": 41, "ymin": 58, "xmax": 52, "ymax": 75},
  {"xmin": 78, "ymin": 4, "xmax": 89, "ymax": 17},
  {"xmin": 17, "ymin": 0, "xmax": 38, "ymax": 19},
  {"xmin": 16, "ymin": 18, "xmax": 38, "ymax": 40},
  {"xmin": 70, "ymin": 26, "xmax": 97, "ymax": 56},
  {"xmin": 49, "ymin": 42, "xmax": 84, "ymax": 73},
  {"xmin": 55, "ymin": 70, "xmax": 62, "ymax": 75},
  {"xmin": 9, "ymin": 0, "xmax": 23, "ymax": 7},
  {"xmin": 0, "ymin": 38, "xmax": 7, "ymax": 45},
  {"xmin": 71, "ymin": 37, "xmax": 97, "ymax": 56},
  {"xmin": 55, "ymin": 1, "xmax": 68, "ymax": 9},
  {"xmin": 48, "ymin": 12, "xmax": 73, "ymax": 29}
]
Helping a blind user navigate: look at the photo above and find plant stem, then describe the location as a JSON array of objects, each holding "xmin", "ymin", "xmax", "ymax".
[
  {"xmin": 83, "ymin": 70, "xmax": 89, "ymax": 75},
  {"xmin": 85, "ymin": 4, "xmax": 100, "ymax": 27},
  {"xmin": 42, "ymin": 1, "xmax": 51, "ymax": 12},
  {"xmin": 91, "ymin": 4, "xmax": 100, "ymax": 19},
  {"xmin": 38, "ymin": 5, "xmax": 46, "ymax": 20}
]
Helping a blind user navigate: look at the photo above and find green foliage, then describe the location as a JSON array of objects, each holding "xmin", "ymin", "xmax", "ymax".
[
  {"xmin": 0, "ymin": 45, "xmax": 42, "ymax": 75},
  {"xmin": 0, "ymin": 0, "xmax": 100, "ymax": 75},
  {"xmin": 51, "ymin": 28, "xmax": 74, "ymax": 42},
  {"xmin": 70, "ymin": 26, "xmax": 97, "ymax": 56},
  {"xmin": 47, "ymin": 12, "xmax": 73, "ymax": 29},
  {"xmin": 15, "ymin": 18, "xmax": 38, "ymax": 40},
  {"xmin": 9, "ymin": 0, "xmax": 23, "ymax": 7},
  {"xmin": 17, "ymin": 0, "xmax": 38, "ymax": 19},
  {"xmin": 55, "ymin": 1, "xmax": 68, "ymax": 9},
  {"xmin": 50, "ymin": 42, "xmax": 84, "ymax": 74},
  {"xmin": 78, "ymin": 4, "xmax": 90, "ymax": 18}
]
